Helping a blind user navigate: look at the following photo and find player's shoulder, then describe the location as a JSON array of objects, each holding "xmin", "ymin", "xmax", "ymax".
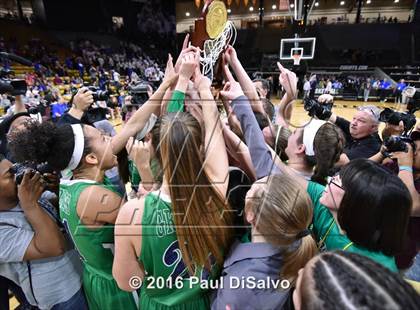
[{"xmin": 116, "ymin": 197, "xmax": 146, "ymax": 226}]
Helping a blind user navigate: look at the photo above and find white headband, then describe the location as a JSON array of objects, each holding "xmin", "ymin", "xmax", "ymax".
[
  {"xmin": 303, "ymin": 119, "xmax": 326, "ymax": 156},
  {"xmin": 135, "ymin": 113, "xmax": 158, "ymax": 141},
  {"xmin": 67, "ymin": 124, "xmax": 85, "ymax": 171}
]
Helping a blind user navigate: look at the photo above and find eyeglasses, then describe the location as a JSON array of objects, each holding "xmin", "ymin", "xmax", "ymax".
[
  {"xmin": 327, "ymin": 175, "xmax": 344, "ymax": 190},
  {"xmin": 357, "ymin": 107, "xmax": 379, "ymax": 121}
]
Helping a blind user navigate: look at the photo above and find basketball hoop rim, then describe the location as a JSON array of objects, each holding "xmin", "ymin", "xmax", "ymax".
[{"xmin": 292, "ymin": 54, "xmax": 302, "ymax": 65}]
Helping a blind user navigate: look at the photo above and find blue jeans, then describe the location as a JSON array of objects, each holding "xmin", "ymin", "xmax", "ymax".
[
  {"xmin": 405, "ymin": 252, "xmax": 420, "ymax": 282},
  {"xmin": 51, "ymin": 288, "xmax": 88, "ymax": 310}
]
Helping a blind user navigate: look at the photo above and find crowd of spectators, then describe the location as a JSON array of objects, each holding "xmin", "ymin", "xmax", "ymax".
[
  {"xmin": 302, "ymin": 74, "xmax": 415, "ymax": 102},
  {"xmin": 0, "ymin": 36, "xmax": 166, "ymax": 122},
  {"xmin": 308, "ymin": 14, "xmax": 410, "ymax": 26},
  {"xmin": 0, "ymin": 36, "xmax": 164, "ymax": 83}
]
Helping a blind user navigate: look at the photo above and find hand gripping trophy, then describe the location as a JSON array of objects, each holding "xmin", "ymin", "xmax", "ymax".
[{"xmin": 190, "ymin": 0, "xmax": 236, "ymax": 83}]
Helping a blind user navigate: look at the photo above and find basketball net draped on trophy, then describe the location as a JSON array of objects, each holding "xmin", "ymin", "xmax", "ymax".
[{"xmin": 190, "ymin": 0, "xmax": 236, "ymax": 84}]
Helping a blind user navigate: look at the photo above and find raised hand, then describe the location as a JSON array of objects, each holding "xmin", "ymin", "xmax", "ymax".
[
  {"xmin": 193, "ymin": 67, "xmax": 211, "ymax": 92},
  {"xmin": 73, "ymin": 87, "xmax": 94, "ymax": 111},
  {"xmin": 126, "ymin": 137, "xmax": 151, "ymax": 166},
  {"xmin": 162, "ymin": 54, "xmax": 178, "ymax": 87},
  {"xmin": 223, "ymin": 45, "xmax": 238, "ymax": 65},
  {"xmin": 179, "ymin": 51, "xmax": 200, "ymax": 81},
  {"xmin": 220, "ymin": 65, "xmax": 244, "ymax": 101},
  {"xmin": 277, "ymin": 62, "xmax": 297, "ymax": 99},
  {"xmin": 174, "ymin": 33, "xmax": 201, "ymax": 73}
]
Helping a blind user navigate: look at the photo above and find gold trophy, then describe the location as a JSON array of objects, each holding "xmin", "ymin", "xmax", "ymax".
[{"xmin": 191, "ymin": 0, "xmax": 235, "ymax": 85}]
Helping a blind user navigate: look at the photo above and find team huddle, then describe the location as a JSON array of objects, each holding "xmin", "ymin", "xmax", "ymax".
[{"xmin": 0, "ymin": 32, "xmax": 419, "ymax": 309}]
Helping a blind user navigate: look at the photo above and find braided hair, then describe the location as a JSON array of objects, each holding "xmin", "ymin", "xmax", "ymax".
[{"xmin": 301, "ymin": 251, "xmax": 420, "ymax": 310}]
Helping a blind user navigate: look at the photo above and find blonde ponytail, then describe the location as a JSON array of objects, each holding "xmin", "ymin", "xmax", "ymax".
[
  {"xmin": 250, "ymin": 174, "xmax": 318, "ymax": 285},
  {"xmin": 281, "ymin": 235, "xmax": 318, "ymax": 285}
]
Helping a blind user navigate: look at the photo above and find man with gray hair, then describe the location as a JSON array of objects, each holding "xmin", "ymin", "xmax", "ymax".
[{"xmin": 329, "ymin": 105, "xmax": 382, "ymax": 160}]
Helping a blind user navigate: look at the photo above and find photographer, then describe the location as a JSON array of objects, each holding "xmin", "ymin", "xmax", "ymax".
[
  {"xmin": 379, "ymin": 107, "xmax": 418, "ymax": 140},
  {"xmin": 57, "ymin": 87, "xmax": 94, "ymax": 126},
  {"xmin": 370, "ymin": 130, "xmax": 420, "ymax": 279},
  {"xmin": 327, "ymin": 104, "xmax": 382, "ymax": 160},
  {"xmin": 0, "ymin": 111, "xmax": 31, "ymax": 161},
  {"xmin": 390, "ymin": 131, "xmax": 420, "ymax": 213},
  {"xmin": 0, "ymin": 155, "xmax": 86, "ymax": 309},
  {"xmin": 393, "ymin": 131, "xmax": 420, "ymax": 282},
  {"xmin": 389, "ymin": 132, "xmax": 420, "ymax": 212}
]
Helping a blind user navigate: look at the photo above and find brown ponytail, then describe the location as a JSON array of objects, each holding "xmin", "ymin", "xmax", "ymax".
[
  {"xmin": 160, "ymin": 112, "xmax": 234, "ymax": 275},
  {"xmin": 311, "ymin": 123, "xmax": 345, "ymax": 185}
]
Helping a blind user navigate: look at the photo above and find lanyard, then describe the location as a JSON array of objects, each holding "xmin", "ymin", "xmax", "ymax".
[{"xmin": 318, "ymin": 218, "xmax": 353, "ymax": 251}]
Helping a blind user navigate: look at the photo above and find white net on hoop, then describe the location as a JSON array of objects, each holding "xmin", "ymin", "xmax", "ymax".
[
  {"xmin": 293, "ymin": 54, "xmax": 302, "ymax": 65},
  {"xmin": 200, "ymin": 21, "xmax": 237, "ymax": 81}
]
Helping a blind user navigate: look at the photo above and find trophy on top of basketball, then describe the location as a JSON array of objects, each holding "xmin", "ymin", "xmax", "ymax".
[{"xmin": 190, "ymin": 0, "xmax": 236, "ymax": 83}]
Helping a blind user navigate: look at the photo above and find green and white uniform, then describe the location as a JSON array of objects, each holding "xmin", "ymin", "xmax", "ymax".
[
  {"xmin": 59, "ymin": 179, "xmax": 138, "ymax": 310},
  {"xmin": 306, "ymin": 181, "xmax": 398, "ymax": 272},
  {"xmin": 139, "ymin": 191, "xmax": 218, "ymax": 309}
]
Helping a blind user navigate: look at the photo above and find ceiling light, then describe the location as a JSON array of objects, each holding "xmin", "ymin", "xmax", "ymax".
[
  {"xmin": 249, "ymin": 6, "xmax": 254, "ymax": 11},
  {"xmin": 340, "ymin": 1, "xmax": 345, "ymax": 5},
  {"xmin": 272, "ymin": 4, "xmax": 277, "ymax": 9},
  {"xmin": 315, "ymin": 2, "xmax": 319, "ymax": 6},
  {"xmin": 185, "ymin": 12, "xmax": 190, "ymax": 17}
]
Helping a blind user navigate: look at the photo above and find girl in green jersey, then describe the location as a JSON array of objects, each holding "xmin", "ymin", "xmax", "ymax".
[
  {"xmin": 113, "ymin": 51, "xmax": 234, "ymax": 309},
  {"xmin": 8, "ymin": 57, "xmax": 178, "ymax": 310}
]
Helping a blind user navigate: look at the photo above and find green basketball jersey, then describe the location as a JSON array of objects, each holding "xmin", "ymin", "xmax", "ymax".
[
  {"xmin": 139, "ymin": 192, "xmax": 218, "ymax": 309},
  {"xmin": 59, "ymin": 179, "xmax": 137, "ymax": 310}
]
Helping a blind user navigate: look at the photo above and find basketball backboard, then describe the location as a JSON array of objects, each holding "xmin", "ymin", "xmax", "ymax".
[{"xmin": 280, "ymin": 37, "xmax": 316, "ymax": 62}]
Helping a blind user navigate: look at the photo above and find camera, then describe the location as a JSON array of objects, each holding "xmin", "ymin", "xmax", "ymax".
[
  {"xmin": 379, "ymin": 108, "xmax": 416, "ymax": 135},
  {"xmin": 9, "ymin": 162, "xmax": 55, "ymax": 185},
  {"xmin": 383, "ymin": 136, "xmax": 415, "ymax": 156},
  {"xmin": 0, "ymin": 69, "xmax": 27, "ymax": 96},
  {"xmin": 128, "ymin": 82, "xmax": 150, "ymax": 106},
  {"xmin": 0, "ymin": 52, "xmax": 31, "ymax": 96},
  {"xmin": 87, "ymin": 86, "xmax": 109, "ymax": 101},
  {"xmin": 83, "ymin": 106, "xmax": 109, "ymax": 124},
  {"xmin": 407, "ymin": 96, "xmax": 420, "ymax": 115},
  {"xmin": 304, "ymin": 97, "xmax": 333, "ymax": 120}
]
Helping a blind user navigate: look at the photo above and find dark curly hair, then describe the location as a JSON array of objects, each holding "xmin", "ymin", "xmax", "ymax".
[
  {"xmin": 7, "ymin": 121, "xmax": 92, "ymax": 171},
  {"xmin": 301, "ymin": 251, "xmax": 420, "ymax": 310}
]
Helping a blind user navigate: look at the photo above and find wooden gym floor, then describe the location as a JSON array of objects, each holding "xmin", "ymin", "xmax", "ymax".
[{"xmin": 277, "ymin": 99, "xmax": 420, "ymax": 133}]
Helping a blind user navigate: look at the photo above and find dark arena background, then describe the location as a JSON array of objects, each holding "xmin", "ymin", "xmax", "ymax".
[{"xmin": 0, "ymin": 0, "xmax": 420, "ymax": 309}]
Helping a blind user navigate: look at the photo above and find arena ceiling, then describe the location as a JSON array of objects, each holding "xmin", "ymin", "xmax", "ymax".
[{"xmin": 175, "ymin": 0, "xmax": 415, "ymax": 11}]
